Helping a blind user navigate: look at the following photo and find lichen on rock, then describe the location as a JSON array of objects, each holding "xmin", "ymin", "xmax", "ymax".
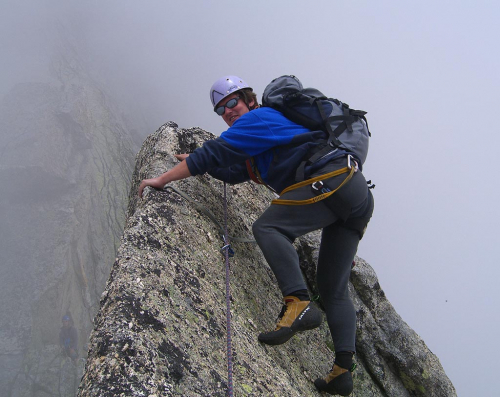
[{"xmin": 79, "ymin": 123, "xmax": 456, "ymax": 396}]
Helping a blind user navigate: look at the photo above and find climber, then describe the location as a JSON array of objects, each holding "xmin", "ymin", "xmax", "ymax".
[
  {"xmin": 138, "ymin": 75, "xmax": 374, "ymax": 396},
  {"xmin": 59, "ymin": 315, "xmax": 78, "ymax": 363}
]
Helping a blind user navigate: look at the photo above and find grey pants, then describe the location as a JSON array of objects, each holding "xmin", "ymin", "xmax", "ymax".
[{"xmin": 252, "ymin": 157, "xmax": 374, "ymax": 353}]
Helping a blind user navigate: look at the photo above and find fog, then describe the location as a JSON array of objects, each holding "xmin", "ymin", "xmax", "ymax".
[{"xmin": 1, "ymin": 1, "xmax": 499, "ymax": 396}]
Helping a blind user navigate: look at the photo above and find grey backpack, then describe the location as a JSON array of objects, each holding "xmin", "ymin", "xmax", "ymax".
[{"xmin": 262, "ymin": 75, "xmax": 370, "ymax": 180}]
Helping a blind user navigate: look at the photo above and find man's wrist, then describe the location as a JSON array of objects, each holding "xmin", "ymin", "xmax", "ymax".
[{"xmin": 159, "ymin": 172, "xmax": 171, "ymax": 186}]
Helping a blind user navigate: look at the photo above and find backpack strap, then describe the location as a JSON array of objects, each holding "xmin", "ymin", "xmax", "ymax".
[
  {"xmin": 293, "ymin": 101, "xmax": 369, "ymax": 182},
  {"xmin": 294, "ymin": 141, "xmax": 331, "ymax": 182},
  {"xmin": 245, "ymin": 157, "xmax": 278, "ymax": 194},
  {"xmin": 245, "ymin": 157, "xmax": 262, "ymax": 184},
  {"xmin": 293, "ymin": 96, "xmax": 346, "ymax": 182},
  {"xmin": 315, "ymin": 99, "xmax": 344, "ymax": 148},
  {"xmin": 347, "ymin": 107, "xmax": 371, "ymax": 137}
]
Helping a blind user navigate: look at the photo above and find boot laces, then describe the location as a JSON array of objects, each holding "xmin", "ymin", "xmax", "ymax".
[
  {"xmin": 273, "ymin": 304, "xmax": 288, "ymax": 330},
  {"xmin": 325, "ymin": 363, "xmax": 356, "ymax": 382}
]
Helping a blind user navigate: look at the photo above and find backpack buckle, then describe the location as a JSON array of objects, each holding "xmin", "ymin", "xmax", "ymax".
[{"xmin": 347, "ymin": 155, "xmax": 358, "ymax": 172}]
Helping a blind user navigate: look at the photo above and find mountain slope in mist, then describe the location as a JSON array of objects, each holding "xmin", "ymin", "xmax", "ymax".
[{"xmin": 0, "ymin": 47, "xmax": 137, "ymax": 396}]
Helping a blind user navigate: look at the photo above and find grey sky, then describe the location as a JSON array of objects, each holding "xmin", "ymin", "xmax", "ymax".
[{"xmin": 2, "ymin": 1, "xmax": 499, "ymax": 395}]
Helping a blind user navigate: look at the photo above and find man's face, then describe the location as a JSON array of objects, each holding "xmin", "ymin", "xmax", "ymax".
[
  {"xmin": 62, "ymin": 319, "xmax": 70, "ymax": 328},
  {"xmin": 217, "ymin": 93, "xmax": 255, "ymax": 127}
]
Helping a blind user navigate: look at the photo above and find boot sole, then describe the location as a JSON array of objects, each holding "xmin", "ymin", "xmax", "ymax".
[
  {"xmin": 314, "ymin": 372, "xmax": 353, "ymax": 396},
  {"xmin": 258, "ymin": 306, "xmax": 323, "ymax": 345}
]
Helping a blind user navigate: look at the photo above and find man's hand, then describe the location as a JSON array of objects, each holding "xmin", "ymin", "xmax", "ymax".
[
  {"xmin": 174, "ymin": 153, "xmax": 190, "ymax": 161},
  {"xmin": 138, "ymin": 155, "xmax": 192, "ymax": 198},
  {"xmin": 138, "ymin": 177, "xmax": 166, "ymax": 198}
]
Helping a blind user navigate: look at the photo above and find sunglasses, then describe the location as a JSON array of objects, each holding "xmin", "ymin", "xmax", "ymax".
[{"xmin": 215, "ymin": 97, "xmax": 240, "ymax": 116}]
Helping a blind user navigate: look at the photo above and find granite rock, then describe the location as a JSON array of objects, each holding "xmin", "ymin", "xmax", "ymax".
[{"xmin": 79, "ymin": 123, "xmax": 456, "ymax": 397}]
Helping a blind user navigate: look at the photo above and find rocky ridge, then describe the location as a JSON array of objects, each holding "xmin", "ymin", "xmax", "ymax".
[{"xmin": 79, "ymin": 123, "xmax": 456, "ymax": 396}]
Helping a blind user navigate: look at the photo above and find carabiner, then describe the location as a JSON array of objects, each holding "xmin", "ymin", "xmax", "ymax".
[{"xmin": 347, "ymin": 155, "xmax": 358, "ymax": 172}]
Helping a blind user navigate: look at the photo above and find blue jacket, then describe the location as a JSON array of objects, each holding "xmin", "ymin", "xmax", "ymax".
[{"xmin": 186, "ymin": 107, "xmax": 348, "ymax": 193}]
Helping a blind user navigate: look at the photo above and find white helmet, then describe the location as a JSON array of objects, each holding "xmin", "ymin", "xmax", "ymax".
[{"xmin": 210, "ymin": 75, "xmax": 251, "ymax": 109}]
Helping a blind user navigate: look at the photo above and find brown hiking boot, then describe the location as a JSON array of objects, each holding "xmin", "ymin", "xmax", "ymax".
[
  {"xmin": 258, "ymin": 296, "xmax": 323, "ymax": 345},
  {"xmin": 314, "ymin": 363, "xmax": 355, "ymax": 396}
]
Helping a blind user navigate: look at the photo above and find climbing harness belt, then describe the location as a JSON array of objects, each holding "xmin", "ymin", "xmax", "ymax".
[
  {"xmin": 272, "ymin": 157, "xmax": 358, "ymax": 206},
  {"xmin": 221, "ymin": 182, "xmax": 234, "ymax": 397},
  {"xmin": 248, "ymin": 155, "xmax": 358, "ymax": 206}
]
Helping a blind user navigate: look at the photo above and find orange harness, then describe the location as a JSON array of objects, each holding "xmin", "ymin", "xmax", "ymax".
[{"xmin": 246, "ymin": 156, "xmax": 357, "ymax": 205}]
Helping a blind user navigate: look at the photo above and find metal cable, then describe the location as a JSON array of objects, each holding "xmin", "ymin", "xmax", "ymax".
[
  {"xmin": 222, "ymin": 182, "xmax": 234, "ymax": 396},
  {"xmin": 160, "ymin": 184, "xmax": 237, "ymax": 394}
]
